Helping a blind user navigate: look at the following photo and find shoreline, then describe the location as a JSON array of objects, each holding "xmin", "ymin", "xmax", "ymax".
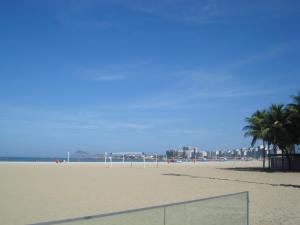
[{"xmin": 0, "ymin": 160, "xmax": 248, "ymax": 166}]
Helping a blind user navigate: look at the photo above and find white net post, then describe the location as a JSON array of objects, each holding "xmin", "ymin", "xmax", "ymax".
[{"xmin": 110, "ymin": 153, "xmax": 112, "ymax": 167}]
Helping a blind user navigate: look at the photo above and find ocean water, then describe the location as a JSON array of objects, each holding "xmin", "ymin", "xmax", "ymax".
[{"xmin": 0, "ymin": 157, "xmax": 164, "ymax": 163}]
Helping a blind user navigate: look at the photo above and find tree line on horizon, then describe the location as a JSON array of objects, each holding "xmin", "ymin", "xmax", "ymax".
[{"xmin": 243, "ymin": 92, "xmax": 300, "ymax": 170}]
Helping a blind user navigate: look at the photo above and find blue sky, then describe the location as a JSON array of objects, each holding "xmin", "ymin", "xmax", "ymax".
[{"xmin": 0, "ymin": 0, "xmax": 300, "ymax": 157}]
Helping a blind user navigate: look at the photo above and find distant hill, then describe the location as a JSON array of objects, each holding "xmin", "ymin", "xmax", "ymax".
[{"xmin": 71, "ymin": 150, "xmax": 91, "ymax": 159}]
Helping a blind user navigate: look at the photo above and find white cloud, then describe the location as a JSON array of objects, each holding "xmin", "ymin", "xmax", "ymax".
[
  {"xmin": 55, "ymin": 14, "xmax": 115, "ymax": 30},
  {"xmin": 223, "ymin": 43, "xmax": 296, "ymax": 71},
  {"xmin": 112, "ymin": 122, "xmax": 154, "ymax": 130},
  {"xmin": 162, "ymin": 128, "xmax": 212, "ymax": 136},
  {"xmin": 81, "ymin": 61, "xmax": 149, "ymax": 81},
  {"xmin": 190, "ymin": 86, "xmax": 294, "ymax": 99},
  {"xmin": 0, "ymin": 105, "xmax": 154, "ymax": 131},
  {"xmin": 94, "ymin": 75, "xmax": 126, "ymax": 81},
  {"xmin": 109, "ymin": 0, "xmax": 300, "ymax": 25}
]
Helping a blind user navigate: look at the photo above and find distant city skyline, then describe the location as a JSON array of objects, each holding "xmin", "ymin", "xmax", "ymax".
[{"xmin": 1, "ymin": 1, "xmax": 300, "ymax": 157}]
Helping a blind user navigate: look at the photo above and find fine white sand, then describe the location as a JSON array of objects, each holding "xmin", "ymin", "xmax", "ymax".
[{"xmin": 0, "ymin": 161, "xmax": 299, "ymax": 225}]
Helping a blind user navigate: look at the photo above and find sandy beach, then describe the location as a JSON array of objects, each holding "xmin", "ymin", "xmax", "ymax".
[{"xmin": 0, "ymin": 161, "xmax": 299, "ymax": 225}]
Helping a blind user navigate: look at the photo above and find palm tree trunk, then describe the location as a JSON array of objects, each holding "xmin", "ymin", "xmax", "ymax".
[
  {"xmin": 286, "ymin": 154, "xmax": 292, "ymax": 170},
  {"xmin": 286, "ymin": 146, "xmax": 293, "ymax": 170},
  {"xmin": 273, "ymin": 145, "xmax": 277, "ymax": 154},
  {"xmin": 268, "ymin": 143, "xmax": 270, "ymax": 169},
  {"xmin": 281, "ymin": 151, "xmax": 284, "ymax": 170},
  {"xmin": 263, "ymin": 141, "xmax": 266, "ymax": 169}
]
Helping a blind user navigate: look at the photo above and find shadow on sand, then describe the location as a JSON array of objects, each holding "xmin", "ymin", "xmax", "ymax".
[
  {"xmin": 162, "ymin": 173, "xmax": 300, "ymax": 189},
  {"xmin": 220, "ymin": 167, "xmax": 300, "ymax": 173}
]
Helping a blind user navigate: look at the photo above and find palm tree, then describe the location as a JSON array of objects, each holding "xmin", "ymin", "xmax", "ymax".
[
  {"xmin": 243, "ymin": 92, "xmax": 300, "ymax": 170},
  {"xmin": 287, "ymin": 93, "xmax": 300, "ymax": 145},
  {"xmin": 266, "ymin": 104, "xmax": 293, "ymax": 169},
  {"xmin": 243, "ymin": 110, "xmax": 268, "ymax": 168}
]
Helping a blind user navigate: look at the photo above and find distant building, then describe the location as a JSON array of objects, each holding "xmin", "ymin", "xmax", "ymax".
[
  {"xmin": 198, "ymin": 151, "xmax": 207, "ymax": 158},
  {"xmin": 166, "ymin": 144, "xmax": 275, "ymax": 161},
  {"xmin": 166, "ymin": 146, "xmax": 198, "ymax": 159},
  {"xmin": 182, "ymin": 146, "xmax": 198, "ymax": 159}
]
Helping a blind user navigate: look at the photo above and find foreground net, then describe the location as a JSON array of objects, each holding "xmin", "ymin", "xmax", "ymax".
[{"xmin": 30, "ymin": 192, "xmax": 249, "ymax": 225}]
